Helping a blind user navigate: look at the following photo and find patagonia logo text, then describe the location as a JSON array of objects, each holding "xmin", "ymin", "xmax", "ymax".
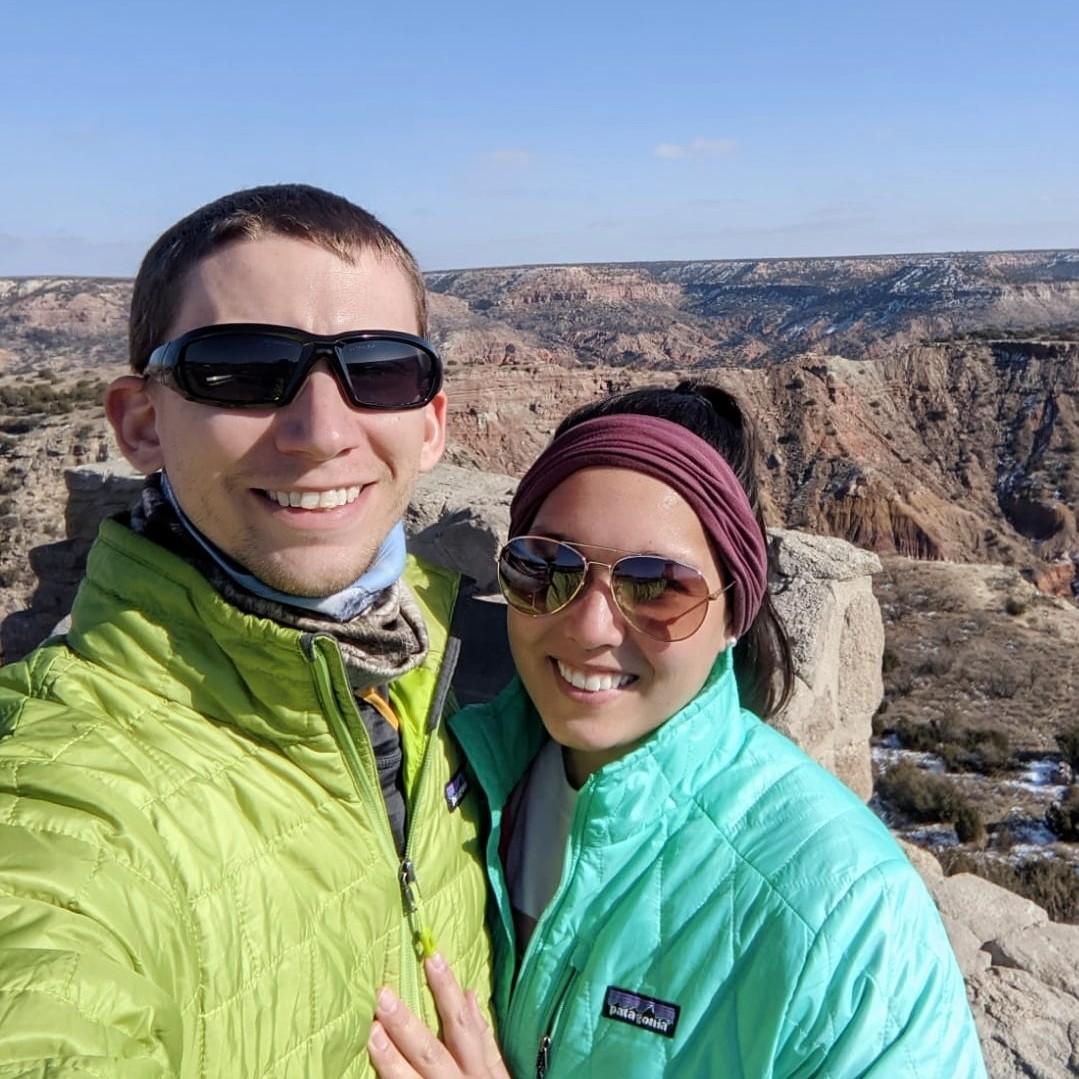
[
  {"xmin": 444, "ymin": 768, "xmax": 470, "ymax": 811},
  {"xmin": 601, "ymin": 986, "xmax": 680, "ymax": 1039}
]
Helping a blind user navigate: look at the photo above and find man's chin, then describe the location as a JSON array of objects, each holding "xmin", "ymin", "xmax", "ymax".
[{"xmin": 243, "ymin": 553, "xmax": 379, "ymax": 599}]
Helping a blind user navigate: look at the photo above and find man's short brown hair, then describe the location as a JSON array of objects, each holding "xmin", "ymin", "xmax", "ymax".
[{"xmin": 128, "ymin": 183, "xmax": 428, "ymax": 372}]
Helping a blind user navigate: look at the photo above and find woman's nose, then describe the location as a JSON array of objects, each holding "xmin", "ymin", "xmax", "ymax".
[{"xmin": 563, "ymin": 569, "xmax": 627, "ymax": 648}]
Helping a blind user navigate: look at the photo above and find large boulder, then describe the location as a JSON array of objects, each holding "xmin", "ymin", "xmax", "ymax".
[
  {"xmin": 767, "ymin": 529, "xmax": 883, "ymax": 800},
  {"xmin": 966, "ymin": 966, "xmax": 1079, "ymax": 1078},
  {"xmin": 407, "ymin": 464, "xmax": 514, "ymax": 593},
  {"xmin": 909, "ymin": 857, "xmax": 1079, "ymax": 1078},
  {"xmin": 409, "ymin": 464, "xmax": 882, "ymax": 798}
]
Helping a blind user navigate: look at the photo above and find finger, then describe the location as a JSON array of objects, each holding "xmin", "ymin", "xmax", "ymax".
[
  {"xmin": 368, "ymin": 1019, "xmax": 421, "ymax": 1079},
  {"xmin": 424, "ymin": 954, "xmax": 488, "ymax": 1074},
  {"xmin": 374, "ymin": 987, "xmax": 458, "ymax": 1076},
  {"xmin": 466, "ymin": 990, "xmax": 512, "ymax": 1078}
]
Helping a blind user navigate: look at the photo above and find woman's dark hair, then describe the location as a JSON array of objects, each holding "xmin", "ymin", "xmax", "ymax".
[{"xmin": 553, "ymin": 380, "xmax": 795, "ymax": 719}]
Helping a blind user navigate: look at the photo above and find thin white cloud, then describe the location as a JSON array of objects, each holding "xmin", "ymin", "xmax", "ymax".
[
  {"xmin": 482, "ymin": 148, "xmax": 534, "ymax": 169},
  {"xmin": 654, "ymin": 137, "xmax": 737, "ymax": 160}
]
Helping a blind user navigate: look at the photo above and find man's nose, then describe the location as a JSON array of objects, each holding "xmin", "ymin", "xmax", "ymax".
[{"xmin": 272, "ymin": 359, "xmax": 357, "ymax": 458}]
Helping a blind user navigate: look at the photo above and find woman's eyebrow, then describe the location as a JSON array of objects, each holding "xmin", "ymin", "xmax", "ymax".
[{"xmin": 530, "ymin": 531, "xmax": 699, "ymax": 563}]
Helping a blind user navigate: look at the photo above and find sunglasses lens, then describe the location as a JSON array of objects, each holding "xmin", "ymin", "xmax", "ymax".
[
  {"xmin": 613, "ymin": 556, "xmax": 712, "ymax": 641},
  {"xmin": 498, "ymin": 537, "xmax": 586, "ymax": 615},
  {"xmin": 179, "ymin": 334, "xmax": 302, "ymax": 405},
  {"xmin": 339, "ymin": 338, "xmax": 440, "ymax": 408}
]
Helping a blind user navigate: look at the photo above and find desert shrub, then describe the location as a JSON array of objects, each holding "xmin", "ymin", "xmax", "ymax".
[
  {"xmin": 893, "ymin": 718, "xmax": 940, "ymax": 753},
  {"xmin": 1056, "ymin": 724, "xmax": 1079, "ymax": 772},
  {"xmin": 960, "ymin": 731, "xmax": 1012, "ymax": 775},
  {"xmin": 877, "ymin": 762, "xmax": 963, "ymax": 820},
  {"xmin": 916, "ymin": 651, "xmax": 953, "ymax": 677},
  {"xmin": 944, "ymin": 728, "xmax": 1011, "ymax": 775},
  {"xmin": 1046, "ymin": 786, "xmax": 1079, "ymax": 842},
  {"xmin": 953, "ymin": 803, "xmax": 986, "ymax": 844},
  {"xmin": 985, "ymin": 668, "xmax": 1020, "ymax": 699},
  {"xmin": 881, "ymin": 649, "xmax": 900, "ymax": 674},
  {"xmin": 877, "ymin": 762, "xmax": 986, "ymax": 844},
  {"xmin": 889, "ymin": 669, "xmax": 916, "ymax": 698},
  {"xmin": 896, "ymin": 717, "xmax": 1012, "ymax": 776},
  {"xmin": 1004, "ymin": 596, "xmax": 1029, "ymax": 616},
  {"xmin": 940, "ymin": 851, "xmax": 1079, "ymax": 924},
  {"xmin": 871, "ymin": 701, "xmax": 889, "ymax": 736},
  {"xmin": 993, "ymin": 824, "xmax": 1019, "ymax": 853}
]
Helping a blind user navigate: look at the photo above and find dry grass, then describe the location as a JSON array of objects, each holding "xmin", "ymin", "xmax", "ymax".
[{"xmin": 873, "ymin": 556, "xmax": 1078, "ymax": 750}]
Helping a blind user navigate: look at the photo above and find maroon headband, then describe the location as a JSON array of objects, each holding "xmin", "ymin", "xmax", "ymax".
[{"xmin": 509, "ymin": 414, "xmax": 768, "ymax": 639}]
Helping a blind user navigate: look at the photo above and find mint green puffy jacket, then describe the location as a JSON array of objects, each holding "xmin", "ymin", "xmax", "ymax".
[
  {"xmin": 450, "ymin": 648, "xmax": 987, "ymax": 1078},
  {"xmin": 0, "ymin": 521, "xmax": 492, "ymax": 1077}
]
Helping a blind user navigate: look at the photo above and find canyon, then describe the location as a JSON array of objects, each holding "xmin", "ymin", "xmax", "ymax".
[{"xmin": 2, "ymin": 251, "xmax": 1077, "ymax": 660}]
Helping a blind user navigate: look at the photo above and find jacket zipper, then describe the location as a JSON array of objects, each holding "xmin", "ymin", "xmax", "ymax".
[
  {"xmin": 397, "ymin": 633, "xmax": 461, "ymax": 965},
  {"xmin": 535, "ymin": 963, "xmax": 578, "ymax": 1078},
  {"xmin": 304, "ymin": 635, "xmax": 429, "ymax": 1014},
  {"xmin": 503, "ymin": 783, "xmax": 594, "ymax": 1073}
]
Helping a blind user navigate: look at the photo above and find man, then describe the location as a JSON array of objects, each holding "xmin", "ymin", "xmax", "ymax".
[{"xmin": 0, "ymin": 184, "xmax": 493, "ymax": 1076}]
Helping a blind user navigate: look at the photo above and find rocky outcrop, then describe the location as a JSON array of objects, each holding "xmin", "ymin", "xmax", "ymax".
[
  {"xmin": 900, "ymin": 846, "xmax": 1079, "ymax": 1077},
  {"xmin": 16, "ymin": 460, "xmax": 884, "ymax": 803},
  {"xmin": 767, "ymin": 530, "xmax": 883, "ymax": 799},
  {"xmin": 410, "ymin": 466, "xmax": 883, "ymax": 801}
]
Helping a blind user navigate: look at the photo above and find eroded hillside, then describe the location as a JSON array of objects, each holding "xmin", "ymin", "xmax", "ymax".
[{"xmin": 0, "ymin": 252, "xmax": 1076, "ymax": 657}]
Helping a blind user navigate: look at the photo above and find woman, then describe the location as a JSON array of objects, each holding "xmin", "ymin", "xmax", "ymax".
[{"xmin": 369, "ymin": 383, "xmax": 986, "ymax": 1078}]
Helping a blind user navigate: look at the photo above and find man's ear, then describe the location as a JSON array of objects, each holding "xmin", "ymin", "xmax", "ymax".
[
  {"xmin": 105, "ymin": 375, "xmax": 164, "ymax": 474},
  {"xmin": 417, "ymin": 390, "xmax": 448, "ymax": 473}
]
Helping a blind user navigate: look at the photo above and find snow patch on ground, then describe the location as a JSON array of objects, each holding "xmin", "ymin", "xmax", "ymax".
[
  {"xmin": 1003, "ymin": 757, "xmax": 1069, "ymax": 799},
  {"xmin": 871, "ymin": 743, "xmax": 946, "ymax": 774}
]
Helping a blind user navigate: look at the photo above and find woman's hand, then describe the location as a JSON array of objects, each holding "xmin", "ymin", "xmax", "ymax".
[{"xmin": 368, "ymin": 953, "xmax": 510, "ymax": 1079}]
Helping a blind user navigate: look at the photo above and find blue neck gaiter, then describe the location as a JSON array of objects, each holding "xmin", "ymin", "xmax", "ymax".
[{"xmin": 159, "ymin": 471, "xmax": 406, "ymax": 622}]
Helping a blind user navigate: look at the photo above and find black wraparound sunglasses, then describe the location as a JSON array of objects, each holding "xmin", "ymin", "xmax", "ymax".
[{"xmin": 142, "ymin": 323, "xmax": 443, "ymax": 410}]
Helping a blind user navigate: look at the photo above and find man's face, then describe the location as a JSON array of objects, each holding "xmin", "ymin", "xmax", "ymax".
[{"xmin": 109, "ymin": 234, "xmax": 446, "ymax": 595}]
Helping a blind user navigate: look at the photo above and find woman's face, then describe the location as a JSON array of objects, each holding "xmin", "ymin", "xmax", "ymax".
[{"xmin": 508, "ymin": 466, "xmax": 732, "ymax": 785}]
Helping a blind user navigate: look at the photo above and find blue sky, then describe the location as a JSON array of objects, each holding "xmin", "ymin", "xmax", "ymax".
[{"xmin": 2, "ymin": 0, "xmax": 1076, "ymax": 275}]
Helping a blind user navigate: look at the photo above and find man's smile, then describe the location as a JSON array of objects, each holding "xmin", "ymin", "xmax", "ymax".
[{"xmin": 261, "ymin": 485, "xmax": 364, "ymax": 510}]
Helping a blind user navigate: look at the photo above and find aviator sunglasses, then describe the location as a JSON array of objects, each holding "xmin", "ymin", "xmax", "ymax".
[
  {"xmin": 143, "ymin": 323, "xmax": 443, "ymax": 410},
  {"xmin": 497, "ymin": 535, "xmax": 733, "ymax": 642}
]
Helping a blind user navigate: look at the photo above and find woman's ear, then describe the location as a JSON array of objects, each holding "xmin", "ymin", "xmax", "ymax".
[{"xmin": 105, "ymin": 375, "xmax": 164, "ymax": 473}]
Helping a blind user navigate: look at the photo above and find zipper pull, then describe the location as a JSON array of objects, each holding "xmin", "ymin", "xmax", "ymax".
[
  {"xmin": 536, "ymin": 1034, "xmax": 551, "ymax": 1079},
  {"xmin": 399, "ymin": 857, "xmax": 418, "ymax": 914}
]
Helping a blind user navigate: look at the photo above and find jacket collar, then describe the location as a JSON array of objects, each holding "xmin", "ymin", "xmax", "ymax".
[
  {"xmin": 450, "ymin": 648, "xmax": 751, "ymax": 845},
  {"xmin": 68, "ymin": 521, "xmax": 454, "ymax": 769}
]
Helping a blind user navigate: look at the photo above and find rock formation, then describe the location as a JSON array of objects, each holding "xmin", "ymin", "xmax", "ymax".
[
  {"xmin": 902, "ymin": 842, "xmax": 1079, "ymax": 1076},
  {"xmin": 11, "ymin": 461, "xmax": 885, "ymax": 807},
  {"xmin": 3, "ymin": 256, "xmax": 1078, "ymax": 615}
]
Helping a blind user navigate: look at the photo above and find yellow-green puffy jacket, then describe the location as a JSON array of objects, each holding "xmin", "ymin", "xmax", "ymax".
[{"xmin": 0, "ymin": 520, "xmax": 492, "ymax": 1077}]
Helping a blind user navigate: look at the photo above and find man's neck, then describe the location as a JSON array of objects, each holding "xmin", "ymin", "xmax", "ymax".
[{"xmin": 158, "ymin": 470, "xmax": 406, "ymax": 623}]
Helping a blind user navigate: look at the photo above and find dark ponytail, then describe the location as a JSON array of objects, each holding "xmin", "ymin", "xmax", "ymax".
[{"xmin": 553, "ymin": 381, "xmax": 794, "ymax": 719}]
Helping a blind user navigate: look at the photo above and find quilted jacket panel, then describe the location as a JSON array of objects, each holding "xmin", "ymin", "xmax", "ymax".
[
  {"xmin": 451, "ymin": 648, "xmax": 987, "ymax": 1078},
  {"xmin": 0, "ymin": 522, "xmax": 492, "ymax": 1077}
]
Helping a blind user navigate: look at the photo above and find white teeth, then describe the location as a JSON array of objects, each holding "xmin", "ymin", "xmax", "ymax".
[
  {"xmin": 556, "ymin": 660, "xmax": 634, "ymax": 693},
  {"xmin": 264, "ymin": 486, "xmax": 363, "ymax": 511}
]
